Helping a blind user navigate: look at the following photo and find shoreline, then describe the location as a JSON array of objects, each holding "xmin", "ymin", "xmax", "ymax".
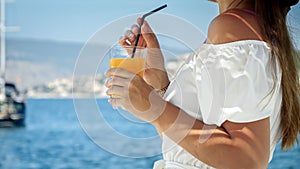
[{"xmin": 26, "ymin": 96, "xmax": 109, "ymax": 100}]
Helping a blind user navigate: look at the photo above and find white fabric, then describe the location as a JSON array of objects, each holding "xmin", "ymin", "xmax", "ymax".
[
  {"xmin": 153, "ymin": 160, "xmax": 208, "ymax": 169},
  {"xmin": 154, "ymin": 40, "xmax": 282, "ymax": 169}
]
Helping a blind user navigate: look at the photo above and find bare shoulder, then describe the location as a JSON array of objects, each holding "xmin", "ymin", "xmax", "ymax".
[{"xmin": 207, "ymin": 9, "xmax": 264, "ymax": 44}]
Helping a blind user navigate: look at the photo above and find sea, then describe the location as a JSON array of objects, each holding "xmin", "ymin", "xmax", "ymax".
[{"xmin": 0, "ymin": 99, "xmax": 299, "ymax": 169}]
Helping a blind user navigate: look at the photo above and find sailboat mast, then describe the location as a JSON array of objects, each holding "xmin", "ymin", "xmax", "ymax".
[
  {"xmin": 0, "ymin": 0, "xmax": 5, "ymax": 101},
  {"xmin": 0, "ymin": 0, "xmax": 6, "ymax": 79}
]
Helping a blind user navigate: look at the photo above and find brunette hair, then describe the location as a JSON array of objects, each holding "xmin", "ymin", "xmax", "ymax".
[{"xmin": 255, "ymin": 0, "xmax": 300, "ymax": 150}]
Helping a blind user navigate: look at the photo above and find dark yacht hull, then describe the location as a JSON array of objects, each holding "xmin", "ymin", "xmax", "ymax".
[{"xmin": 0, "ymin": 101, "xmax": 25, "ymax": 127}]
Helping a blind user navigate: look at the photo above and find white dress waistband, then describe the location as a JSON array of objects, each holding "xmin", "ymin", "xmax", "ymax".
[{"xmin": 153, "ymin": 160, "xmax": 201, "ymax": 169}]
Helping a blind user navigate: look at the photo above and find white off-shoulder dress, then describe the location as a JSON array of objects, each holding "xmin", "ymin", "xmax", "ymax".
[{"xmin": 153, "ymin": 40, "xmax": 282, "ymax": 169}]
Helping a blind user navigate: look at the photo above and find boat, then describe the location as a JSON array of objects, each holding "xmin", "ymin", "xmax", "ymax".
[
  {"xmin": 0, "ymin": 0, "xmax": 25, "ymax": 127},
  {"xmin": 0, "ymin": 82, "xmax": 26, "ymax": 127}
]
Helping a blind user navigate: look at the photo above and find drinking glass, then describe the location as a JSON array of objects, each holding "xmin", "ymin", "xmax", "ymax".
[{"xmin": 110, "ymin": 45, "xmax": 146, "ymax": 77}]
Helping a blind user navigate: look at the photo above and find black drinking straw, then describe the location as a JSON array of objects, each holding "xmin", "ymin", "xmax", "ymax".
[{"xmin": 131, "ymin": 4, "xmax": 167, "ymax": 58}]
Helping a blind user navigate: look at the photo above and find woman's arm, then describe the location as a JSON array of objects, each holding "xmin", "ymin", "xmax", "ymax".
[
  {"xmin": 105, "ymin": 68, "xmax": 270, "ymax": 169},
  {"xmin": 106, "ymin": 11, "xmax": 270, "ymax": 169},
  {"xmin": 153, "ymin": 11, "xmax": 270, "ymax": 169},
  {"xmin": 153, "ymin": 101, "xmax": 270, "ymax": 169}
]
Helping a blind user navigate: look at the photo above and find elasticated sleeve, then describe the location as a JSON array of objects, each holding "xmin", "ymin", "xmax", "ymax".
[{"xmin": 195, "ymin": 42, "xmax": 281, "ymax": 126}]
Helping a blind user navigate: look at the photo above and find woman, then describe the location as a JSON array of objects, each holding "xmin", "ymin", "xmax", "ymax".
[{"xmin": 105, "ymin": 0, "xmax": 300, "ymax": 168}]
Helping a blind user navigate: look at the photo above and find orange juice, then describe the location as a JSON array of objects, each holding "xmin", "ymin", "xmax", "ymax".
[{"xmin": 110, "ymin": 58, "xmax": 146, "ymax": 77}]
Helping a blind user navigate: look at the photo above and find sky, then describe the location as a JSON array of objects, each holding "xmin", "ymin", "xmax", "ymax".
[
  {"xmin": 6, "ymin": 0, "xmax": 219, "ymax": 43},
  {"xmin": 4, "ymin": 0, "xmax": 300, "ymax": 47}
]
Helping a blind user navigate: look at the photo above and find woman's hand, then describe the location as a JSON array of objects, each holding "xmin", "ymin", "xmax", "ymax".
[
  {"xmin": 119, "ymin": 18, "xmax": 170, "ymax": 90},
  {"xmin": 105, "ymin": 68, "xmax": 166, "ymax": 123}
]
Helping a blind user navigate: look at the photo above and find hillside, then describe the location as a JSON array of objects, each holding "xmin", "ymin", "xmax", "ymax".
[
  {"xmin": 6, "ymin": 38, "xmax": 300, "ymax": 98},
  {"xmin": 6, "ymin": 38, "xmax": 83, "ymax": 91}
]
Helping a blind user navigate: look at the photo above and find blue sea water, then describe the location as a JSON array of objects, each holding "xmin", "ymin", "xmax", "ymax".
[{"xmin": 0, "ymin": 99, "xmax": 299, "ymax": 169}]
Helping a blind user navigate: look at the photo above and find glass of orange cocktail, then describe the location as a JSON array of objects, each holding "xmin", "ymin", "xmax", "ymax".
[{"xmin": 110, "ymin": 45, "xmax": 146, "ymax": 77}]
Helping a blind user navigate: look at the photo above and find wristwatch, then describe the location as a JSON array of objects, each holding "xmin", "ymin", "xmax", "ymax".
[{"xmin": 156, "ymin": 83, "xmax": 169, "ymax": 97}]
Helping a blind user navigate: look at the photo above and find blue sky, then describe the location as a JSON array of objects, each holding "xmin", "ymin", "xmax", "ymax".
[
  {"xmin": 5, "ymin": 0, "xmax": 300, "ymax": 47},
  {"xmin": 6, "ymin": 0, "xmax": 218, "ymax": 42}
]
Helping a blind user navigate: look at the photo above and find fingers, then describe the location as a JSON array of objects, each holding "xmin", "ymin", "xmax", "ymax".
[
  {"xmin": 105, "ymin": 70, "xmax": 132, "ymax": 108},
  {"xmin": 125, "ymin": 30, "xmax": 135, "ymax": 44},
  {"xmin": 119, "ymin": 25, "xmax": 138, "ymax": 47},
  {"xmin": 130, "ymin": 24, "xmax": 147, "ymax": 47},
  {"xmin": 120, "ymin": 18, "xmax": 159, "ymax": 49},
  {"xmin": 119, "ymin": 30, "xmax": 135, "ymax": 46},
  {"xmin": 131, "ymin": 24, "xmax": 139, "ymax": 36},
  {"xmin": 105, "ymin": 68, "xmax": 135, "ymax": 98},
  {"xmin": 106, "ymin": 85, "xmax": 126, "ymax": 96},
  {"xmin": 105, "ymin": 76, "xmax": 129, "ymax": 88},
  {"xmin": 137, "ymin": 18, "xmax": 143, "ymax": 25},
  {"xmin": 105, "ymin": 68, "xmax": 136, "ymax": 79},
  {"xmin": 119, "ymin": 36, "xmax": 129, "ymax": 46},
  {"xmin": 119, "ymin": 22, "xmax": 149, "ymax": 48},
  {"xmin": 108, "ymin": 98, "xmax": 122, "ymax": 108},
  {"xmin": 137, "ymin": 18, "xmax": 160, "ymax": 48}
]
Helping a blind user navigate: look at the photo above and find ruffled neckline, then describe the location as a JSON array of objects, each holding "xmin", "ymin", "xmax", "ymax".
[{"xmin": 199, "ymin": 39, "xmax": 269, "ymax": 48}]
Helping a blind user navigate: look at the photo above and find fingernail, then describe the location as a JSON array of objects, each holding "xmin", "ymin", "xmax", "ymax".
[
  {"xmin": 129, "ymin": 33, "xmax": 134, "ymax": 38},
  {"xmin": 125, "ymin": 39, "xmax": 132, "ymax": 45},
  {"xmin": 132, "ymin": 26, "xmax": 138, "ymax": 33}
]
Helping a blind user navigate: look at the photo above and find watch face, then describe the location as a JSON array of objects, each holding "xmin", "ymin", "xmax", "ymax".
[{"xmin": 156, "ymin": 89, "xmax": 166, "ymax": 97}]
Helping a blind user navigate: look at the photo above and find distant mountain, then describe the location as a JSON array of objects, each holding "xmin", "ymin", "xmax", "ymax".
[
  {"xmin": 8, "ymin": 38, "xmax": 298, "ymax": 97},
  {"xmin": 5, "ymin": 38, "xmax": 189, "ymax": 92},
  {"xmin": 26, "ymin": 55, "xmax": 188, "ymax": 98},
  {"xmin": 6, "ymin": 38, "xmax": 84, "ymax": 91},
  {"xmin": 26, "ymin": 75, "xmax": 108, "ymax": 98}
]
